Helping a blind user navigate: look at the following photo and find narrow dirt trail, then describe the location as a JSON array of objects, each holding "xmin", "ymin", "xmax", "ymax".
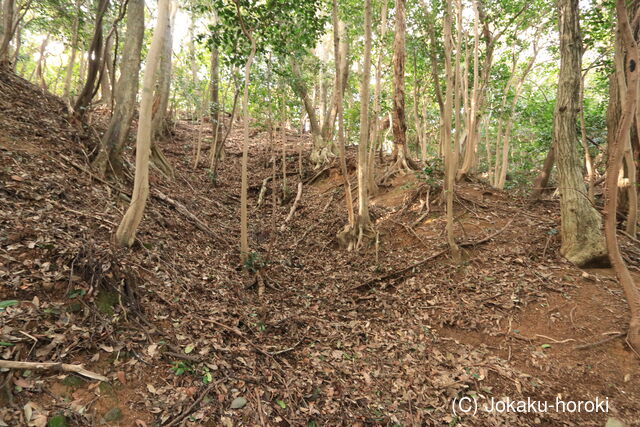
[{"xmin": 1, "ymin": 70, "xmax": 639, "ymax": 425}]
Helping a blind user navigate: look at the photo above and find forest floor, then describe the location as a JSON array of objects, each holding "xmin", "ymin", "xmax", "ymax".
[{"xmin": 1, "ymin": 66, "xmax": 640, "ymax": 426}]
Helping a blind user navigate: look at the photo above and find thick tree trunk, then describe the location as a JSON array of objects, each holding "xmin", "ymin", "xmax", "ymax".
[
  {"xmin": 115, "ymin": 0, "xmax": 171, "ymax": 247},
  {"xmin": 603, "ymin": 0, "xmax": 640, "ymax": 354},
  {"xmin": 92, "ymin": 0, "xmax": 144, "ymax": 178},
  {"xmin": 555, "ymin": 0, "xmax": 607, "ymax": 267},
  {"xmin": 0, "ymin": 0, "xmax": 14, "ymax": 64},
  {"xmin": 74, "ymin": 0, "xmax": 110, "ymax": 118}
]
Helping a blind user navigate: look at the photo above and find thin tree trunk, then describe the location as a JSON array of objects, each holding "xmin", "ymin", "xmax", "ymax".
[
  {"xmin": 443, "ymin": 0, "xmax": 459, "ymax": 259},
  {"xmin": 63, "ymin": 0, "xmax": 81, "ymax": 100},
  {"xmin": 579, "ymin": 70, "xmax": 595, "ymax": 202},
  {"xmin": 92, "ymin": 0, "xmax": 144, "ymax": 178},
  {"xmin": 457, "ymin": 0, "xmax": 480, "ymax": 180},
  {"xmin": 603, "ymin": 0, "xmax": 640, "ymax": 354},
  {"xmin": 531, "ymin": 143, "xmax": 555, "ymax": 199},
  {"xmin": 209, "ymin": 11, "xmax": 219, "ymax": 146},
  {"xmin": 74, "ymin": 0, "xmax": 110, "ymax": 118},
  {"xmin": 332, "ymin": 0, "xmax": 354, "ymax": 227},
  {"xmin": 367, "ymin": 0, "xmax": 388, "ymax": 195},
  {"xmin": 115, "ymin": 0, "xmax": 171, "ymax": 247},
  {"xmin": 496, "ymin": 46, "xmax": 538, "ymax": 189},
  {"xmin": 235, "ymin": 1, "xmax": 257, "ymax": 263},
  {"xmin": 338, "ymin": 0, "xmax": 373, "ymax": 250}
]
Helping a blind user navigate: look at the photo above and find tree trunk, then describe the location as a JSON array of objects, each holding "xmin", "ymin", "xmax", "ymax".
[
  {"xmin": 149, "ymin": 1, "xmax": 177, "ymax": 179},
  {"xmin": 92, "ymin": 0, "xmax": 144, "ymax": 178},
  {"xmin": 457, "ymin": 0, "xmax": 480, "ymax": 180},
  {"xmin": 555, "ymin": 0, "xmax": 607, "ymax": 267},
  {"xmin": 238, "ymin": 29, "xmax": 257, "ymax": 263},
  {"xmin": 115, "ymin": 0, "xmax": 171, "ymax": 247},
  {"xmin": 613, "ymin": 27, "xmax": 638, "ymax": 236},
  {"xmin": 337, "ymin": 0, "xmax": 373, "ymax": 250},
  {"xmin": 530, "ymin": 143, "xmax": 555, "ymax": 200},
  {"xmin": 290, "ymin": 59, "xmax": 329, "ymax": 165},
  {"xmin": 151, "ymin": 2, "xmax": 177, "ymax": 140},
  {"xmin": 99, "ymin": 34, "xmax": 114, "ymax": 105},
  {"xmin": 390, "ymin": 0, "xmax": 415, "ymax": 171},
  {"xmin": 442, "ymin": 0, "xmax": 460, "ymax": 259},
  {"xmin": 367, "ymin": 0, "xmax": 388, "ymax": 195},
  {"xmin": 74, "ymin": 0, "xmax": 110, "ymax": 118},
  {"xmin": 209, "ymin": 12, "xmax": 219, "ymax": 147},
  {"xmin": 603, "ymin": 0, "xmax": 640, "ymax": 354},
  {"xmin": 63, "ymin": 0, "xmax": 81, "ymax": 100},
  {"xmin": 0, "ymin": 0, "xmax": 14, "ymax": 64},
  {"xmin": 332, "ymin": 0, "xmax": 354, "ymax": 228},
  {"xmin": 34, "ymin": 34, "xmax": 49, "ymax": 89},
  {"xmin": 496, "ymin": 47, "xmax": 538, "ymax": 189}
]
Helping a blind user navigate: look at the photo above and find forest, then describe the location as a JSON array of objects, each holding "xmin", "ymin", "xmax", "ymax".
[{"xmin": 0, "ymin": 0, "xmax": 640, "ymax": 425}]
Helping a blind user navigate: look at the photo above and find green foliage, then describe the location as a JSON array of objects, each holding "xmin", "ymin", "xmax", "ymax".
[
  {"xmin": 204, "ymin": 0, "xmax": 327, "ymax": 66},
  {"xmin": 170, "ymin": 361, "xmax": 193, "ymax": 376},
  {"xmin": 243, "ymin": 251, "xmax": 265, "ymax": 273}
]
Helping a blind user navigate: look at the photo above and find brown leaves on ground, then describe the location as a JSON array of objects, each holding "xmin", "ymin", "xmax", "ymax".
[{"xmin": 1, "ymin": 66, "xmax": 640, "ymax": 426}]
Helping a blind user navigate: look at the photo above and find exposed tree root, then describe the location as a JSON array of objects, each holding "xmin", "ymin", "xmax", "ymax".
[{"xmin": 150, "ymin": 142, "xmax": 174, "ymax": 179}]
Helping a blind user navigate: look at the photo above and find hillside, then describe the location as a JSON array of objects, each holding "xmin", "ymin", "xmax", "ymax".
[{"xmin": 1, "ymin": 67, "xmax": 639, "ymax": 426}]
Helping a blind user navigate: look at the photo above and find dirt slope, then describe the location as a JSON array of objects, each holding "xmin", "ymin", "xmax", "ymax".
[{"xmin": 1, "ymin": 66, "xmax": 639, "ymax": 426}]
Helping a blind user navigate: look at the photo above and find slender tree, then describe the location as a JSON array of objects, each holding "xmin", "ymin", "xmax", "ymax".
[
  {"xmin": 93, "ymin": 0, "xmax": 145, "ymax": 178},
  {"xmin": 115, "ymin": 0, "xmax": 171, "ymax": 247},
  {"xmin": 235, "ymin": 1, "xmax": 257, "ymax": 263},
  {"xmin": 74, "ymin": 0, "xmax": 110, "ymax": 117},
  {"xmin": 442, "ymin": 0, "xmax": 459, "ymax": 259},
  {"xmin": 603, "ymin": 0, "xmax": 640, "ymax": 354}
]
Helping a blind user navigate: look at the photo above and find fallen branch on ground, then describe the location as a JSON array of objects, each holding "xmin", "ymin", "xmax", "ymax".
[
  {"xmin": 350, "ymin": 220, "xmax": 513, "ymax": 292},
  {"xmin": 152, "ymin": 190, "xmax": 214, "ymax": 237},
  {"xmin": 280, "ymin": 182, "xmax": 303, "ymax": 231},
  {"xmin": 0, "ymin": 360, "xmax": 108, "ymax": 382}
]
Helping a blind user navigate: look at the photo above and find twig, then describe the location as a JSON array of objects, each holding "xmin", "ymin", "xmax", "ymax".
[
  {"xmin": 164, "ymin": 379, "xmax": 224, "ymax": 426},
  {"xmin": 0, "ymin": 360, "xmax": 108, "ymax": 382}
]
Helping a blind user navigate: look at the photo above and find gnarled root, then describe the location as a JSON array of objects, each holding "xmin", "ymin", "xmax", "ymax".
[
  {"xmin": 310, "ymin": 146, "xmax": 334, "ymax": 168},
  {"xmin": 378, "ymin": 150, "xmax": 420, "ymax": 186},
  {"xmin": 336, "ymin": 217, "xmax": 376, "ymax": 251}
]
